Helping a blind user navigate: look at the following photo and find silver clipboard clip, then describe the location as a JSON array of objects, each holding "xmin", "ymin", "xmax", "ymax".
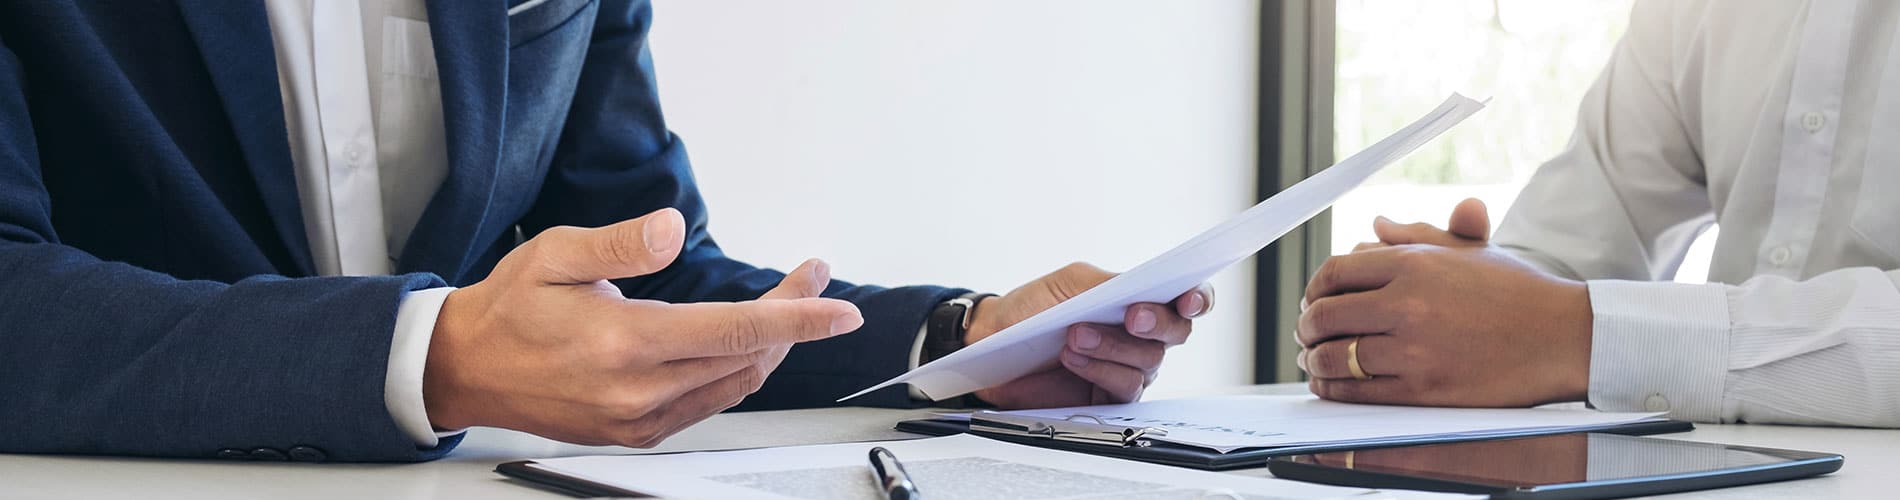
[{"xmin": 968, "ymin": 411, "xmax": 1168, "ymax": 448}]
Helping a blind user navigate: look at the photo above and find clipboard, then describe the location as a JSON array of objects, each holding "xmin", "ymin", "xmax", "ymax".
[{"xmin": 896, "ymin": 412, "xmax": 1695, "ymax": 471}]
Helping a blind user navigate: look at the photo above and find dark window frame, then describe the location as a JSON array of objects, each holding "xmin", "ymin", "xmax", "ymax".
[{"xmin": 1254, "ymin": 0, "xmax": 1335, "ymax": 383}]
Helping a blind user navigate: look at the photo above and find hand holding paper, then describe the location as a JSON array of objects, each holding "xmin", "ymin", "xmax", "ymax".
[
  {"xmin": 959, "ymin": 262, "xmax": 1209, "ymax": 408},
  {"xmin": 843, "ymin": 94, "xmax": 1487, "ymax": 402}
]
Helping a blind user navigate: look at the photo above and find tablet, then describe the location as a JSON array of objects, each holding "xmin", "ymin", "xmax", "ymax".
[{"xmin": 1265, "ymin": 432, "xmax": 1841, "ymax": 499}]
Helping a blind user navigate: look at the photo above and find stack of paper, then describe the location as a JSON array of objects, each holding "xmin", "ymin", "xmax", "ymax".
[
  {"xmin": 844, "ymin": 93, "xmax": 1488, "ymax": 401},
  {"xmin": 989, "ymin": 395, "xmax": 1666, "ymax": 453}
]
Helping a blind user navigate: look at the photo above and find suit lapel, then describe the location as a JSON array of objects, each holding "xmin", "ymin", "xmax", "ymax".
[
  {"xmin": 174, "ymin": 0, "xmax": 315, "ymax": 276},
  {"xmin": 398, "ymin": 0, "xmax": 509, "ymax": 283}
]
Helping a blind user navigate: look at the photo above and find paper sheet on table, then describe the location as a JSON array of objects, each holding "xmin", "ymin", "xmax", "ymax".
[
  {"xmin": 525, "ymin": 434, "xmax": 1475, "ymax": 499},
  {"xmin": 997, "ymin": 395, "xmax": 1666, "ymax": 453},
  {"xmin": 842, "ymin": 93, "xmax": 1487, "ymax": 401}
]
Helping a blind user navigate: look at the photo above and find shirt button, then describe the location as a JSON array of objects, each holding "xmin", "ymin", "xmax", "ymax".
[
  {"xmin": 250, "ymin": 447, "xmax": 289, "ymax": 461},
  {"xmin": 1802, "ymin": 111, "xmax": 1826, "ymax": 132},
  {"xmin": 1769, "ymin": 246, "xmax": 1793, "ymax": 266},
  {"xmin": 217, "ymin": 448, "xmax": 249, "ymax": 460},
  {"xmin": 345, "ymin": 145, "xmax": 363, "ymax": 166},
  {"xmin": 1644, "ymin": 394, "xmax": 1670, "ymax": 412}
]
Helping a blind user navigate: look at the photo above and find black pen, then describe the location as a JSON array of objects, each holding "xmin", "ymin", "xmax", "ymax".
[{"xmin": 867, "ymin": 446, "xmax": 921, "ymax": 500}]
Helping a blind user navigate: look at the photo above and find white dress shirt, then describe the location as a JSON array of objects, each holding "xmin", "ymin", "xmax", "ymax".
[
  {"xmin": 264, "ymin": 0, "xmax": 456, "ymax": 447},
  {"xmin": 1495, "ymin": 0, "xmax": 1900, "ymax": 427}
]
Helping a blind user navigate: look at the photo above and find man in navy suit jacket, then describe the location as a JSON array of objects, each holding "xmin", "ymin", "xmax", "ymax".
[{"xmin": 0, "ymin": 0, "xmax": 1214, "ymax": 462}]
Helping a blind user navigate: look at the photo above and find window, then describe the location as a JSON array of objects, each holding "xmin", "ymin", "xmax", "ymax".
[{"xmin": 1328, "ymin": 0, "xmax": 1713, "ymax": 282}]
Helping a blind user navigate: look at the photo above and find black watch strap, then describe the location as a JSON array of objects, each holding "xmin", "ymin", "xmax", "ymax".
[
  {"xmin": 922, "ymin": 292, "xmax": 997, "ymax": 408},
  {"xmin": 923, "ymin": 292, "xmax": 994, "ymax": 364}
]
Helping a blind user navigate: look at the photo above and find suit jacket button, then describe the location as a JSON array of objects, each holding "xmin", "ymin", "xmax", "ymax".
[
  {"xmin": 249, "ymin": 448, "xmax": 289, "ymax": 461},
  {"xmin": 288, "ymin": 445, "xmax": 328, "ymax": 462},
  {"xmin": 217, "ymin": 448, "xmax": 249, "ymax": 460}
]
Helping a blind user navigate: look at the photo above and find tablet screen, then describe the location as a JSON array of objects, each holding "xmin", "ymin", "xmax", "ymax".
[{"xmin": 1291, "ymin": 433, "xmax": 1830, "ymax": 488}]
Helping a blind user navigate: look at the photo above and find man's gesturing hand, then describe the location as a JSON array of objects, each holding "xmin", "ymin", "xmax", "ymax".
[
  {"xmin": 967, "ymin": 263, "xmax": 1214, "ymax": 408},
  {"xmin": 421, "ymin": 208, "xmax": 862, "ymax": 447}
]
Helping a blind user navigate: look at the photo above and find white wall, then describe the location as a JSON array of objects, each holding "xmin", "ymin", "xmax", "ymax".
[{"xmin": 647, "ymin": 1, "xmax": 1261, "ymax": 397}]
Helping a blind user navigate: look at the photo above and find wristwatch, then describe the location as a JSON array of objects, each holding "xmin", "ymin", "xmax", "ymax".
[
  {"xmin": 922, "ymin": 292, "xmax": 997, "ymax": 407},
  {"xmin": 923, "ymin": 292, "xmax": 996, "ymax": 365}
]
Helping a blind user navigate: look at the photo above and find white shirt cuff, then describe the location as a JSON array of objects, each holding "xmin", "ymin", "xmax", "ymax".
[
  {"xmin": 1585, "ymin": 279, "xmax": 1731, "ymax": 422},
  {"xmin": 384, "ymin": 287, "xmax": 467, "ymax": 448},
  {"xmin": 907, "ymin": 322, "xmax": 931, "ymax": 400}
]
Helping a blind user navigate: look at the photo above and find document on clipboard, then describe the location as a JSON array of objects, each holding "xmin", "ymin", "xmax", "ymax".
[
  {"xmin": 843, "ymin": 93, "xmax": 1488, "ymax": 402},
  {"xmin": 896, "ymin": 395, "xmax": 1693, "ymax": 471},
  {"xmin": 495, "ymin": 434, "xmax": 1477, "ymax": 499}
]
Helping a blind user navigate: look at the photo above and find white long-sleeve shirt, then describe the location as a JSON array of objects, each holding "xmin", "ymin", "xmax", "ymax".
[{"xmin": 1494, "ymin": 0, "xmax": 1900, "ymax": 427}]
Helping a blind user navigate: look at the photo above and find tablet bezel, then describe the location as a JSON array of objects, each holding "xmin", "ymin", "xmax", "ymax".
[{"xmin": 1264, "ymin": 433, "xmax": 1843, "ymax": 500}]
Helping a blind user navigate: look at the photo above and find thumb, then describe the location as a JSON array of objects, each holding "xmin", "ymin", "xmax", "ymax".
[
  {"xmin": 1046, "ymin": 262, "xmax": 1115, "ymax": 300},
  {"xmin": 1371, "ymin": 200, "xmax": 1489, "ymax": 247},
  {"xmin": 1371, "ymin": 215, "xmax": 1437, "ymax": 245},
  {"xmin": 1446, "ymin": 197, "xmax": 1490, "ymax": 241},
  {"xmin": 760, "ymin": 258, "xmax": 832, "ymax": 300},
  {"xmin": 531, "ymin": 207, "xmax": 686, "ymax": 284}
]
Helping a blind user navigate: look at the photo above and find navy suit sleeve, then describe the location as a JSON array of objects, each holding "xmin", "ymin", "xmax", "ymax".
[
  {"xmin": 518, "ymin": 0, "xmax": 963, "ymax": 410},
  {"xmin": 0, "ymin": 40, "xmax": 459, "ymax": 462}
]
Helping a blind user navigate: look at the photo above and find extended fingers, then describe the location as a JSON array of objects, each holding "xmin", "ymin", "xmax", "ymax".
[
  {"xmin": 1060, "ymin": 349, "xmax": 1147, "ymax": 403},
  {"xmin": 655, "ymin": 350, "xmax": 771, "ymax": 400},
  {"xmin": 639, "ymin": 298, "xmax": 862, "ymax": 359},
  {"xmin": 1069, "ymin": 325, "xmax": 1165, "ymax": 369},
  {"xmin": 760, "ymin": 258, "xmax": 831, "ymax": 300}
]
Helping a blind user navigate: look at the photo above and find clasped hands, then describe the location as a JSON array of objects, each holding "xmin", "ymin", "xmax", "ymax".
[
  {"xmin": 421, "ymin": 208, "xmax": 1212, "ymax": 447},
  {"xmin": 1296, "ymin": 199, "xmax": 1593, "ymax": 407}
]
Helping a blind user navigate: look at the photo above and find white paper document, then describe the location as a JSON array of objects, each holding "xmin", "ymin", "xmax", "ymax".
[
  {"xmin": 996, "ymin": 395, "xmax": 1666, "ymax": 453},
  {"xmin": 526, "ymin": 434, "xmax": 1472, "ymax": 499},
  {"xmin": 843, "ymin": 94, "xmax": 1488, "ymax": 401}
]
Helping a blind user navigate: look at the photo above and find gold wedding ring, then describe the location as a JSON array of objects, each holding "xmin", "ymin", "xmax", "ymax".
[{"xmin": 1347, "ymin": 337, "xmax": 1372, "ymax": 381}]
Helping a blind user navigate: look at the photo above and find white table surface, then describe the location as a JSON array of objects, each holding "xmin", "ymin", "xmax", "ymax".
[{"xmin": 4, "ymin": 384, "xmax": 1892, "ymax": 499}]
